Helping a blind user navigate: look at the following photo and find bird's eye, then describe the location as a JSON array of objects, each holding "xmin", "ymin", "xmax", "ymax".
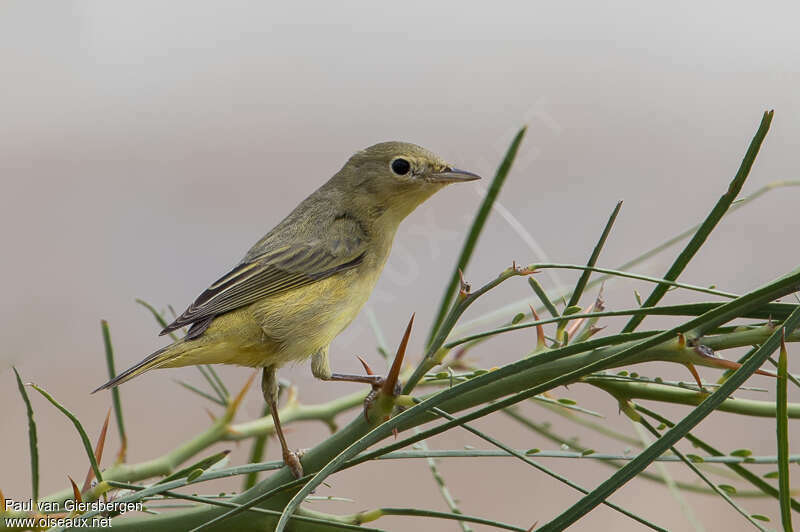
[{"xmin": 391, "ymin": 158, "xmax": 411, "ymax": 176}]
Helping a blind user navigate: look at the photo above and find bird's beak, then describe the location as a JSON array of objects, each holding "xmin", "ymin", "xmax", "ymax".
[{"xmin": 427, "ymin": 167, "xmax": 482, "ymax": 183}]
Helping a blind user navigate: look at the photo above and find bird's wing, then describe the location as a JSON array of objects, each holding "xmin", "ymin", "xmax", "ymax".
[{"xmin": 161, "ymin": 222, "xmax": 366, "ymax": 337}]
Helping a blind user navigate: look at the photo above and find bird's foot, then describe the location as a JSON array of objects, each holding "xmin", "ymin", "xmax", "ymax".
[
  {"xmin": 328, "ymin": 315, "xmax": 415, "ymax": 423},
  {"xmin": 360, "ymin": 374, "xmax": 402, "ymax": 421},
  {"xmin": 282, "ymin": 448, "xmax": 305, "ymax": 479}
]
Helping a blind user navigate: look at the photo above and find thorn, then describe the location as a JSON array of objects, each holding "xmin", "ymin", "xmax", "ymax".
[
  {"xmin": 286, "ymin": 384, "xmax": 298, "ymax": 406},
  {"xmin": 68, "ymin": 476, "xmax": 83, "ymax": 505},
  {"xmin": 458, "ymin": 269, "xmax": 471, "ymax": 298},
  {"xmin": 781, "ymin": 327, "xmax": 787, "ymax": 353},
  {"xmin": 585, "ymin": 325, "xmax": 606, "ymax": 339},
  {"xmin": 529, "ymin": 305, "xmax": 545, "ymax": 349},
  {"xmin": 677, "ymin": 333, "xmax": 686, "ymax": 348},
  {"xmin": 697, "ymin": 356, "xmax": 778, "ymax": 378},
  {"xmin": 768, "ymin": 315, "xmax": 775, "ymax": 328},
  {"xmin": 392, "ymin": 427, "xmax": 399, "ymax": 439},
  {"xmin": 695, "ymin": 340, "xmax": 777, "ymax": 378},
  {"xmin": 684, "ymin": 363, "xmax": 707, "ymax": 392},
  {"xmin": 205, "ymin": 408, "xmax": 217, "ymax": 422},
  {"xmin": 382, "ymin": 314, "xmax": 414, "ymax": 396},
  {"xmin": 528, "ymin": 521, "xmax": 538, "ymax": 532},
  {"xmin": 116, "ymin": 436, "xmax": 128, "ymax": 465},
  {"xmin": 566, "ymin": 316, "xmax": 585, "ymax": 340},
  {"xmin": 82, "ymin": 408, "xmax": 111, "ymax": 493},
  {"xmin": 356, "ymin": 356, "xmax": 375, "ymax": 376},
  {"xmin": 593, "ymin": 293, "xmax": 605, "ymax": 313},
  {"xmin": 229, "ymin": 370, "xmax": 257, "ymax": 414}
]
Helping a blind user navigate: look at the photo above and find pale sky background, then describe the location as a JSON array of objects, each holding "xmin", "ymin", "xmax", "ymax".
[{"xmin": 1, "ymin": 2, "xmax": 799, "ymax": 530}]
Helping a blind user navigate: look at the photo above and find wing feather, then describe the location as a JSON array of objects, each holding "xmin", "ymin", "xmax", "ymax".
[{"xmin": 160, "ymin": 219, "xmax": 367, "ymax": 336}]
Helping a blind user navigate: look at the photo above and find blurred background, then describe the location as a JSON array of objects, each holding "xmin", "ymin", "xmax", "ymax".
[{"xmin": 2, "ymin": 1, "xmax": 799, "ymax": 530}]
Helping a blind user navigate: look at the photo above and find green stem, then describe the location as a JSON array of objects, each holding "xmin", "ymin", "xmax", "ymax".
[
  {"xmin": 622, "ymin": 110, "xmax": 773, "ymax": 332},
  {"xmin": 538, "ymin": 302, "xmax": 800, "ymax": 531},
  {"xmin": 634, "ymin": 404, "xmax": 800, "ymax": 513},
  {"xmin": 586, "ymin": 378, "xmax": 800, "ymax": 418},
  {"xmin": 427, "ymin": 126, "xmax": 526, "ymax": 347},
  {"xmin": 39, "ymin": 390, "xmax": 366, "ymax": 506},
  {"xmin": 101, "ymin": 320, "xmax": 127, "ymax": 463}
]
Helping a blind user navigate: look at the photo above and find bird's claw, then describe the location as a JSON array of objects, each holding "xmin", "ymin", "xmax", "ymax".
[
  {"xmin": 283, "ymin": 448, "xmax": 305, "ymax": 479},
  {"xmin": 362, "ymin": 378, "xmax": 402, "ymax": 421}
]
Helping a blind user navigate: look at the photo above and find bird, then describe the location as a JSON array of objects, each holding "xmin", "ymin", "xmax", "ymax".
[{"xmin": 93, "ymin": 141, "xmax": 481, "ymax": 477}]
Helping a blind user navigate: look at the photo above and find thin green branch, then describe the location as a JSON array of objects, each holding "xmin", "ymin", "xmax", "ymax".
[
  {"xmin": 243, "ymin": 404, "xmax": 271, "ymax": 490},
  {"xmin": 622, "ymin": 110, "xmax": 773, "ymax": 332},
  {"xmin": 634, "ymin": 404, "xmax": 800, "ymax": 512},
  {"xmin": 174, "ymin": 379, "xmax": 226, "ymax": 406},
  {"xmin": 73, "ymin": 267, "xmax": 800, "ymax": 530},
  {"xmin": 528, "ymin": 277, "xmax": 559, "ymax": 317},
  {"xmin": 156, "ymin": 450, "xmax": 230, "ymax": 485},
  {"xmin": 414, "ymin": 436, "xmax": 472, "ymax": 532},
  {"xmin": 629, "ymin": 420, "xmax": 705, "ymax": 532},
  {"xmin": 287, "ymin": 285, "xmax": 800, "ymax": 526},
  {"xmin": 196, "ymin": 365, "xmax": 227, "ymax": 404},
  {"xmin": 366, "ymin": 307, "xmax": 391, "ymax": 361},
  {"xmin": 356, "ymin": 507, "xmax": 528, "ymax": 532},
  {"xmin": 448, "ymin": 180, "xmax": 800, "ymax": 344},
  {"xmin": 305, "ymin": 505, "xmax": 529, "ymax": 532},
  {"xmin": 12, "ymin": 367, "xmax": 39, "ymax": 501},
  {"xmin": 778, "ymin": 334, "xmax": 794, "ymax": 530},
  {"xmin": 373, "ymin": 449, "xmax": 800, "ymax": 465},
  {"xmin": 636, "ymin": 417, "xmax": 767, "ymax": 531},
  {"xmin": 445, "ymin": 303, "xmax": 740, "ymax": 349},
  {"xmin": 504, "ymin": 406, "xmax": 744, "ymax": 495},
  {"xmin": 557, "ymin": 201, "xmax": 622, "ymax": 342},
  {"xmin": 135, "ymin": 299, "xmax": 179, "ymax": 341},
  {"xmin": 206, "ymin": 366, "xmax": 229, "ymax": 401},
  {"xmin": 30, "ymin": 384, "xmax": 103, "ymax": 486},
  {"xmin": 353, "ymin": 282, "xmax": 800, "ymax": 474},
  {"xmin": 534, "ymin": 263, "xmax": 738, "ymax": 298},
  {"xmin": 426, "ymin": 126, "xmax": 526, "ymax": 347},
  {"xmin": 429, "ymin": 406, "xmax": 667, "ymax": 531},
  {"xmin": 586, "ymin": 378, "xmax": 800, "ymax": 418},
  {"xmin": 105, "ymin": 481, "xmax": 378, "ymax": 531},
  {"xmin": 39, "ymin": 389, "xmax": 366, "ymax": 506},
  {"xmin": 136, "ymin": 299, "xmax": 229, "ymax": 404},
  {"xmin": 406, "ymin": 265, "xmax": 532, "ymax": 393},
  {"xmin": 101, "ymin": 320, "xmax": 127, "ymax": 462},
  {"xmin": 537, "ymin": 304, "xmax": 800, "ymax": 531}
]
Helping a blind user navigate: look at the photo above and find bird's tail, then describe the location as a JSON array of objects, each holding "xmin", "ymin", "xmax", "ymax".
[{"xmin": 92, "ymin": 341, "xmax": 192, "ymax": 393}]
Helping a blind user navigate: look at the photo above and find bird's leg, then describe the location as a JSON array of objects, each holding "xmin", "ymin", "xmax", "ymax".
[
  {"xmin": 261, "ymin": 366, "xmax": 304, "ymax": 478},
  {"xmin": 329, "ymin": 366, "xmax": 396, "ymax": 421},
  {"xmin": 311, "ymin": 348, "xmax": 384, "ymax": 384},
  {"xmin": 311, "ymin": 315, "xmax": 412, "ymax": 421},
  {"xmin": 327, "ymin": 372, "xmax": 385, "ymax": 386},
  {"xmin": 311, "ymin": 349, "xmax": 390, "ymax": 420}
]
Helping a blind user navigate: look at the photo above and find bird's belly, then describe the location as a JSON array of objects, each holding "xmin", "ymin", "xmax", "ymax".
[{"xmin": 250, "ymin": 268, "xmax": 377, "ymax": 363}]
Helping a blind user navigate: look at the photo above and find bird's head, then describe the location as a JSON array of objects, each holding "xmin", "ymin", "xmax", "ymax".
[{"xmin": 333, "ymin": 141, "xmax": 481, "ymax": 222}]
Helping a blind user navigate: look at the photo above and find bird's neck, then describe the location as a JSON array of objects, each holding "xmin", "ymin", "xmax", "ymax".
[{"xmin": 351, "ymin": 185, "xmax": 442, "ymax": 233}]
